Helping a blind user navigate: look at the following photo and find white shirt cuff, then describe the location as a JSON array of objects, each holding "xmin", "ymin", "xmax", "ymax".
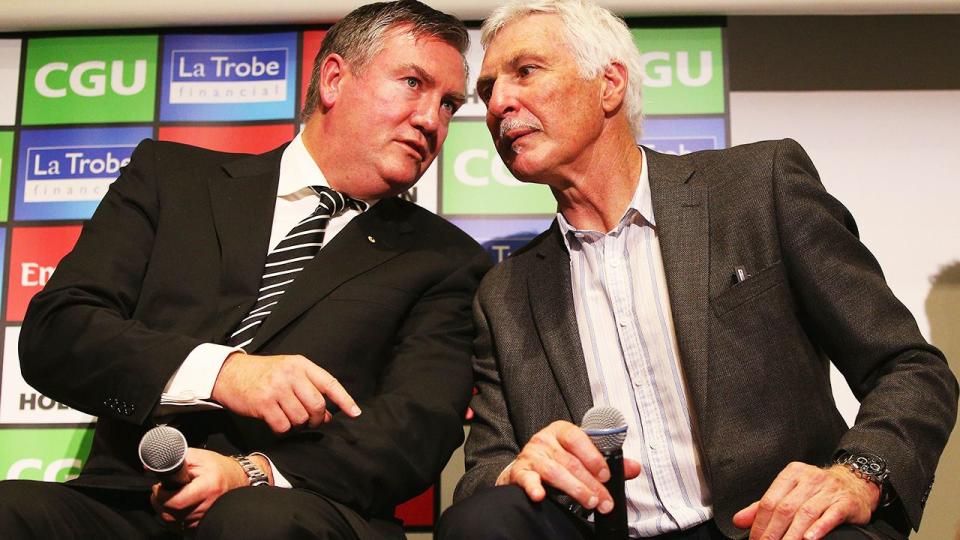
[
  {"xmin": 158, "ymin": 343, "xmax": 240, "ymax": 414},
  {"xmin": 251, "ymin": 452, "xmax": 292, "ymax": 488}
]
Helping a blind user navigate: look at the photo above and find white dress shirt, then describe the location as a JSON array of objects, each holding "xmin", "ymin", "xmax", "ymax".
[
  {"xmin": 557, "ymin": 148, "xmax": 713, "ymax": 536},
  {"xmin": 158, "ymin": 133, "xmax": 375, "ymax": 486}
]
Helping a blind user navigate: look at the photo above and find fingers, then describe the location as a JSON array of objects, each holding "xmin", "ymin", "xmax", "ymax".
[
  {"xmin": 749, "ymin": 462, "xmax": 804, "ymax": 539},
  {"xmin": 782, "ymin": 490, "xmax": 833, "ymax": 540},
  {"xmin": 507, "ymin": 422, "xmax": 613, "ymax": 512},
  {"xmin": 623, "ymin": 458, "xmax": 643, "ymax": 480},
  {"xmin": 755, "ymin": 471, "xmax": 819, "ymax": 540},
  {"xmin": 262, "ymin": 402, "xmax": 292, "ymax": 434},
  {"xmin": 293, "ymin": 377, "xmax": 328, "ymax": 428},
  {"xmin": 803, "ymin": 503, "xmax": 849, "ymax": 540},
  {"xmin": 744, "ymin": 462, "xmax": 876, "ymax": 540},
  {"xmin": 554, "ymin": 423, "xmax": 609, "ymax": 482},
  {"xmin": 732, "ymin": 501, "xmax": 760, "ymax": 529},
  {"xmin": 304, "ymin": 363, "xmax": 361, "ymax": 417}
]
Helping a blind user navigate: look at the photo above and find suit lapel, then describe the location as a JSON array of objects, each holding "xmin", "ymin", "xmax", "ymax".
[
  {"xmin": 527, "ymin": 223, "xmax": 593, "ymax": 423},
  {"xmin": 210, "ymin": 146, "xmax": 285, "ymax": 338},
  {"xmin": 248, "ymin": 197, "xmax": 413, "ymax": 352},
  {"xmin": 646, "ymin": 148, "xmax": 711, "ymax": 415}
]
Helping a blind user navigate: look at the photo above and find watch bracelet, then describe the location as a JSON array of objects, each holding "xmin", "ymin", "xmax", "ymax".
[{"xmin": 232, "ymin": 454, "xmax": 269, "ymax": 487}]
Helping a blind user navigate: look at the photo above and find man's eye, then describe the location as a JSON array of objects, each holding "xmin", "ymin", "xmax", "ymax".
[
  {"xmin": 518, "ymin": 65, "xmax": 537, "ymax": 77},
  {"xmin": 405, "ymin": 77, "xmax": 420, "ymax": 88}
]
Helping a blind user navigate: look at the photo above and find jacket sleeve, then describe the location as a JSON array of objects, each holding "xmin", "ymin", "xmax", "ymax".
[
  {"xmin": 19, "ymin": 139, "xmax": 204, "ymax": 425},
  {"xmin": 453, "ymin": 288, "xmax": 523, "ymax": 502},
  {"xmin": 771, "ymin": 138, "xmax": 958, "ymax": 529},
  {"xmin": 261, "ymin": 244, "xmax": 492, "ymax": 518}
]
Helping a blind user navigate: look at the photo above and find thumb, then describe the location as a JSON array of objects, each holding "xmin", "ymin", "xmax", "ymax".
[{"xmin": 732, "ymin": 500, "xmax": 760, "ymax": 529}]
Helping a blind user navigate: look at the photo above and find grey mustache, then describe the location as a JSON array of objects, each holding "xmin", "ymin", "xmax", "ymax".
[{"xmin": 499, "ymin": 118, "xmax": 542, "ymax": 139}]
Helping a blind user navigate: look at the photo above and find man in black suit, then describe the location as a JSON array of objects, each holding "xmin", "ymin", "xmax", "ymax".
[
  {"xmin": 0, "ymin": 1, "xmax": 489, "ymax": 539},
  {"xmin": 438, "ymin": 1, "xmax": 957, "ymax": 539}
]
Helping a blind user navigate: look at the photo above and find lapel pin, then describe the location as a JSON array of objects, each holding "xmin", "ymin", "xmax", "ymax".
[{"xmin": 367, "ymin": 235, "xmax": 376, "ymax": 243}]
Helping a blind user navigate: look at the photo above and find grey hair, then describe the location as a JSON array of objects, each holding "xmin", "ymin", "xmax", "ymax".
[
  {"xmin": 302, "ymin": 0, "xmax": 469, "ymax": 122},
  {"xmin": 481, "ymin": 0, "xmax": 644, "ymax": 137}
]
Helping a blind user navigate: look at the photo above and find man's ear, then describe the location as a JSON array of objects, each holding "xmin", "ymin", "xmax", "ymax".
[
  {"xmin": 600, "ymin": 61, "xmax": 628, "ymax": 114},
  {"xmin": 319, "ymin": 53, "xmax": 348, "ymax": 109}
]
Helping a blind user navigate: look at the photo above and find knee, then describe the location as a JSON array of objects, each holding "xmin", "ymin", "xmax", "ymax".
[
  {"xmin": 438, "ymin": 486, "xmax": 541, "ymax": 540},
  {"xmin": 0, "ymin": 480, "xmax": 59, "ymax": 533},
  {"xmin": 197, "ymin": 487, "xmax": 353, "ymax": 540}
]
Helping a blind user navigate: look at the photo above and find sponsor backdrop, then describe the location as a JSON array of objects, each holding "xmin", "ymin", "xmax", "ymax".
[{"xmin": 0, "ymin": 21, "xmax": 727, "ymax": 537}]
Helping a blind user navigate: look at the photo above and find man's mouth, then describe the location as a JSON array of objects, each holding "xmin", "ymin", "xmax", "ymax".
[
  {"xmin": 396, "ymin": 139, "xmax": 428, "ymax": 162},
  {"xmin": 499, "ymin": 118, "xmax": 542, "ymax": 153}
]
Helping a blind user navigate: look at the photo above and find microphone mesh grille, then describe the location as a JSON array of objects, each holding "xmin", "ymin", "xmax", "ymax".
[
  {"xmin": 581, "ymin": 406, "xmax": 627, "ymax": 451},
  {"xmin": 138, "ymin": 425, "xmax": 187, "ymax": 472}
]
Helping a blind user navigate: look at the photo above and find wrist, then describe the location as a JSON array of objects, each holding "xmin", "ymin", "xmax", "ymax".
[
  {"xmin": 246, "ymin": 454, "xmax": 274, "ymax": 486},
  {"xmin": 833, "ymin": 451, "xmax": 891, "ymax": 510},
  {"xmin": 231, "ymin": 454, "xmax": 271, "ymax": 487}
]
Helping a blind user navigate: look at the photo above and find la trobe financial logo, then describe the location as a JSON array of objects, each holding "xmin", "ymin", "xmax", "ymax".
[{"xmin": 161, "ymin": 33, "xmax": 297, "ymax": 121}]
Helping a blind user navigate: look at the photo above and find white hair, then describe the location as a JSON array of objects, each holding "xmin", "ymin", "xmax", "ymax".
[{"xmin": 481, "ymin": 0, "xmax": 644, "ymax": 138}]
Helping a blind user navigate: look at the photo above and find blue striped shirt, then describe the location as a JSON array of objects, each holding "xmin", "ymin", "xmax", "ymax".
[{"xmin": 557, "ymin": 148, "xmax": 712, "ymax": 536}]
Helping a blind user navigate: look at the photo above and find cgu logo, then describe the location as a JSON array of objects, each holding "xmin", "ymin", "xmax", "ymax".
[
  {"xmin": 6, "ymin": 458, "xmax": 82, "ymax": 482},
  {"xmin": 454, "ymin": 149, "xmax": 523, "ymax": 187},
  {"xmin": 35, "ymin": 60, "xmax": 148, "ymax": 98},
  {"xmin": 640, "ymin": 51, "xmax": 713, "ymax": 88}
]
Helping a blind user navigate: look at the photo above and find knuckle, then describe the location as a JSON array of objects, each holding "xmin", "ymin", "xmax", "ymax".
[
  {"xmin": 529, "ymin": 432, "xmax": 551, "ymax": 447},
  {"xmin": 758, "ymin": 497, "xmax": 778, "ymax": 513},
  {"xmin": 798, "ymin": 504, "xmax": 820, "ymax": 520},
  {"xmin": 774, "ymin": 501, "xmax": 797, "ymax": 518}
]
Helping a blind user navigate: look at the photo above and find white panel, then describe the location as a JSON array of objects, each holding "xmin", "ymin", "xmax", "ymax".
[
  {"xmin": 730, "ymin": 90, "xmax": 960, "ymax": 423},
  {"xmin": 1, "ymin": 327, "xmax": 96, "ymax": 425},
  {"xmin": 3, "ymin": 1, "xmax": 959, "ymax": 31},
  {"xmin": 0, "ymin": 40, "xmax": 20, "ymax": 126}
]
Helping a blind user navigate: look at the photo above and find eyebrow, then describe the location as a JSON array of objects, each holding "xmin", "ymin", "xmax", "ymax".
[
  {"xmin": 402, "ymin": 63, "xmax": 466, "ymax": 105},
  {"xmin": 476, "ymin": 50, "xmax": 550, "ymax": 96}
]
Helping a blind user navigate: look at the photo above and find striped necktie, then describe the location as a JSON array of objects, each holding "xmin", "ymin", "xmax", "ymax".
[{"xmin": 227, "ymin": 186, "xmax": 368, "ymax": 349}]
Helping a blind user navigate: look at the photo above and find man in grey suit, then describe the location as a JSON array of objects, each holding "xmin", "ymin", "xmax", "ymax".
[{"xmin": 438, "ymin": 1, "xmax": 958, "ymax": 539}]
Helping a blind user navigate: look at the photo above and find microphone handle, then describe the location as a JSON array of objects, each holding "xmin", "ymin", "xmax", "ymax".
[
  {"xmin": 595, "ymin": 449, "xmax": 628, "ymax": 540},
  {"xmin": 156, "ymin": 464, "xmax": 191, "ymax": 490}
]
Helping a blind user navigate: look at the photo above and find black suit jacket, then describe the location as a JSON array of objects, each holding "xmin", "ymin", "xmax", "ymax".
[
  {"xmin": 19, "ymin": 139, "xmax": 491, "ymax": 538},
  {"xmin": 456, "ymin": 139, "xmax": 958, "ymax": 538}
]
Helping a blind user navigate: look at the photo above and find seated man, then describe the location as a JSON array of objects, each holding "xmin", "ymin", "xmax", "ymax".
[
  {"xmin": 0, "ymin": 1, "xmax": 490, "ymax": 539},
  {"xmin": 439, "ymin": 1, "xmax": 957, "ymax": 539}
]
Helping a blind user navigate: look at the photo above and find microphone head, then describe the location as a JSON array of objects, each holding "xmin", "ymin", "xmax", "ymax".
[
  {"xmin": 581, "ymin": 406, "xmax": 627, "ymax": 452},
  {"xmin": 138, "ymin": 425, "xmax": 187, "ymax": 473}
]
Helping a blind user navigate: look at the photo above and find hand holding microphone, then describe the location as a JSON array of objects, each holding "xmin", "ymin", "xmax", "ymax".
[{"xmin": 497, "ymin": 406, "xmax": 640, "ymax": 529}]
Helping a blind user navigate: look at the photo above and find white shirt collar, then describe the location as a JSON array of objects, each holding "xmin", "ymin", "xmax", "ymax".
[{"xmin": 278, "ymin": 133, "xmax": 328, "ymax": 197}]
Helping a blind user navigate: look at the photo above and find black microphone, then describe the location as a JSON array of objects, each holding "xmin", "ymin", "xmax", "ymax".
[
  {"xmin": 138, "ymin": 424, "xmax": 190, "ymax": 488},
  {"xmin": 582, "ymin": 406, "xmax": 628, "ymax": 540}
]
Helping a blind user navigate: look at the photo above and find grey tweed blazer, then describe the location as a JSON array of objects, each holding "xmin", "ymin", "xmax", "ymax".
[{"xmin": 455, "ymin": 139, "xmax": 957, "ymax": 538}]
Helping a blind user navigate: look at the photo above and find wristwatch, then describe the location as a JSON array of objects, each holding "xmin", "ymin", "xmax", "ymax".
[
  {"xmin": 232, "ymin": 454, "xmax": 270, "ymax": 487},
  {"xmin": 835, "ymin": 452, "xmax": 892, "ymax": 506}
]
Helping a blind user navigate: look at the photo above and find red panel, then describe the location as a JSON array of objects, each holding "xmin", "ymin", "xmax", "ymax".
[
  {"xmin": 395, "ymin": 484, "xmax": 435, "ymax": 528},
  {"xmin": 7, "ymin": 226, "xmax": 83, "ymax": 321},
  {"xmin": 301, "ymin": 31, "xmax": 328, "ymax": 113},
  {"xmin": 158, "ymin": 125, "xmax": 295, "ymax": 155}
]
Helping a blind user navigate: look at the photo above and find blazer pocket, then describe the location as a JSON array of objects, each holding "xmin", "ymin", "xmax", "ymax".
[{"xmin": 711, "ymin": 260, "xmax": 787, "ymax": 316}]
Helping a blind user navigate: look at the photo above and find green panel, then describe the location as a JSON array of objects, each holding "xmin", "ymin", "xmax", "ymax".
[
  {"xmin": 0, "ymin": 131, "xmax": 11, "ymax": 221},
  {"xmin": 632, "ymin": 27, "xmax": 725, "ymax": 115},
  {"xmin": 441, "ymin": 121, "xmax": 556, "ymax": 215},
  {"xmin": 0, "ymin": 428, "xmax": 94, "ymax": 482},
  {"xmin": 22, "ymin": 35, "xmax": 158, "ymax": 125}
]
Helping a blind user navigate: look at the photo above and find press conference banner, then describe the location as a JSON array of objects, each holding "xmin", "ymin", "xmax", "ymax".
[{"xmin": 0, "ymin": 22, "xmax": 728, "ymax": 535}]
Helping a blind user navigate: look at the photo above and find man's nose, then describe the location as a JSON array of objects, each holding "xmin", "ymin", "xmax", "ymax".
[
  {"xmin": 410, "ymin": 98, "xmax": 440, "ymax": 134},
  {"xmin": 486, "ymin": 79, "xmax": 518, "ymax": 119}
]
